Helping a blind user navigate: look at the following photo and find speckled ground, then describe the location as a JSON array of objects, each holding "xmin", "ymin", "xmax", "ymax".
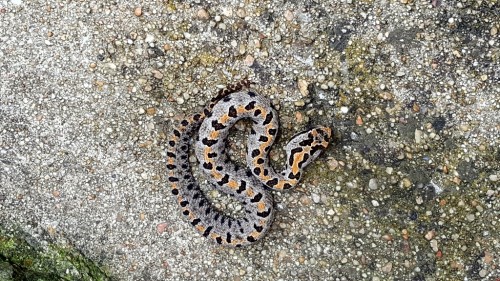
[{"xmin": 0, "ymin": 0, "xmax": 498, "ymax": 280}]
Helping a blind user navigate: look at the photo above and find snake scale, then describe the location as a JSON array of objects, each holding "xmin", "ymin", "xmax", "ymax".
[{"xmin": 167, "ymin": 80, "xmax": 331, "ymax": 246}]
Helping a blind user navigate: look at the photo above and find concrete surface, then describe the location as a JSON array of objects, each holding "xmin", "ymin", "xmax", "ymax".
[{"xmin": 1, "ymin": 0, "xmax": 498, "ymax": 280}]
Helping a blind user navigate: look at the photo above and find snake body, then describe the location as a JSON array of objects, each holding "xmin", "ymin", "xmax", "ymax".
[{"xmin": 167, "ymin": 82, "xmax": 331, "ymax": 246}]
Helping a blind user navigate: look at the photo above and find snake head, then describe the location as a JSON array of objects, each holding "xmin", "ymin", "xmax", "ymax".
[{"xmin": 285, "ymin": 126, "xmax": 332, "ymax": 175}]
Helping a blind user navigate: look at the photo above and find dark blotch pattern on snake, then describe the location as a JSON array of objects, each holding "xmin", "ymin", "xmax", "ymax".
[{"xmin": 167, "ymin": 81, "xmax": 332, "ymax": 247}]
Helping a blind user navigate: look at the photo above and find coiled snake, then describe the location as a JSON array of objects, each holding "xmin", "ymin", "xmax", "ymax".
[{"xmin": 167, "ymin": 81, "xmax": 331, "ymax": 246}]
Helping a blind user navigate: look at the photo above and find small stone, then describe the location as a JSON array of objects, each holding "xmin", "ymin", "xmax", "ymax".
[
  {"xmin": 386, "ymin": 167, "xmax": 393, "ymax": 174},
  {"xmin": 356, "ymin": 115, "xmax": 363, "ymax": 125},
  {"xmin": 300, "ymin": 195, "xmax": 312, "ymax": 206},
  {"xmin": 466, "ymin": 214, "xmax": 475, "ymax": 222},
  {"xmin": 442, "ymin": 165, "xmax": 448, "ymax": 174},
  {"xmin": 402, "ymin": 229, "xmax": 409, "ymax": 240},
  {"xmin": 340, "ymin": 106, "xmax": 349, "ymax": 114},
  {"xmin": 214, "ymin": 15, "xmax": 222, "ymax": 22},
  {"xmin": 298, "ymin": 79, "xmax": 309, "ymax": 97},
  {"xmin": 157, "ymin": 223, "xmax": 168, "ymax": 234},
  {"xmin": 479, "ymin": 269, "xmax": 487, "ymax": 278},
  {"xmin": 239, "ymin": 44, "xmax": 246, "ymax": 55},
  {"xmin": 284, "ymin": 10, "xmax": 294, "ymax": 21},
  {"xmin": 197, "ymin": 8, "xmax": 210, "ymax": 20},
  {"xmin": 327, "ymin": 157, "xmax": 339, "ymax": 170},
  {"xmin": 380, "ymin": 92, "xmax": 393, "ymax": 100},
  {"xmin": 450, "ymin": 261, "xmax": 463, "ymax": 270},
  {"xmin": 244, "ymin": 55, "xmax": 254, "ymax": 66},
  {"xmin": 317, "ymin": 75, "xmax": 325, "ymax": 83},
  {"xmin": 146, "ymin": 107, "xmax": 156, "ymax": 116},
  {"xmin": 480, "ymin": 74, "xmax": 488, "ymax": 81},
  {"xmin": 298, "ymin": 256, "xmax": 305, "ymax": 264},
  {"xmin": 382, "ymin": 234, "xmax": 393, "ymax": 241},
  {"xmin": 311, "ymin": 193, "xmax": 321, "ymax": 203},
  {"xmin": 415, "ymin": 129, "xmax": 422, "ymax": 143},
  {"xmin": 412, "ymin": 102, "xmax": 420, "ymax": 113},
  {"xmin": 371, "ymin": 200, "xmax": 379, "ymax": 207},
  {"xmin": 459, "ymin": 124, "xmax": 470, "ymax": 131},
  {"xmin": 295, "ymin": 112, "xmax": 304, "ymax": 123},
  {"xmin": 484, "ymin": 251, "xmax": 493, "ymax": 264},
  {"xmin": 430, "ymin": 239, "xmax": 438, "ymax": 252},
  {"xmin": 425, "ymin": 230, "xmax": 435, "ymax": 240},
  {"xmin": 416, "ymin": 196, "xmax": 423, "ymax": 205},
  {"xmin": 350, "ymin": 132, "xmax": 359, "ymax": 141},
  {"xmin": 152, "ymin": 70, "xmax": 163, "ymax": 79},
  {"xmin": 402, "ymin": 178, "xmax": 412, "ymax": 188},
  {"xmin": 381, "ymin": 262, "xmax": 392, "ymax": 273},
  {"xmin": 134, "ymin": 7, "xmax": 142, "ymax": 17},
  {"xmin": 145, "ymin": 34, "xmax": 155, "ymax": 43},
  {"xmin": 176, "ymin": 97, "xmax": 185, "ymax": 104},
  {"xmin": 396, "ymin": 71, "xmax": 405, "ymax": 77},
  {"xmin": 489, "ymin": 174, "xmax": 498, "ymax": 182},
  {"xmin": 294, "ymin": 100, "xmax": 305, "ymax": 107},
  {"xmin": 452, "ymin": 177, "xmax": 461, "ymax": 185},
  {"xmin": 104, "ymin": 62, "xmax": 117, "ymax": 72},
  {"xmin": 368, "ymin": 179, "xmax": 378, "ymax": 190},
  {"xmin": 327, "ymin": 209, "xmax": 335, "ymax": 215},
  {"xmin": 236, "ymin": 8, "xmax": 246, "ymax": 18}
]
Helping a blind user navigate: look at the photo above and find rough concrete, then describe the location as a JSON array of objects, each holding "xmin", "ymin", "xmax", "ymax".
[{"xmin": 1, "ymin": 0, "xmax": 498, "ymax": 280}]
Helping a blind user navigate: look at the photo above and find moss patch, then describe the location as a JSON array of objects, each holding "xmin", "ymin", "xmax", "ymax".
[{"xmin": 0, "ymin": 227, "xmax": 110, "ymax": 281}]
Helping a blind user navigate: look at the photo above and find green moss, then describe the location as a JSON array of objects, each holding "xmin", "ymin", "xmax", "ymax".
[{"xmin": 0, "ymin": 227, "xmax": 110, "ymax": 281}]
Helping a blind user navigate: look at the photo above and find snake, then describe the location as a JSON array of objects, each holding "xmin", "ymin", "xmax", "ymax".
[{"xmin": 166, "ymin": 80, "xmax": 331, "ymax": 247}]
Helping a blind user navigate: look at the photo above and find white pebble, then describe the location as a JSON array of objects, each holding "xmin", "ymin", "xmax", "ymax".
[
  {"xmin": 415, "ymin": 129, "xmax": 422, "ymax": 144},
  {"xmin": 145, "ymin": 34, "xmax": 155, "ymax": 43},
  {"xmin": 311, "ymin": 193, "xmax": 321, "ymax": 203},
  {"xmin": 489, "ymin": 174, "xmax": 498, "ymax": 182},
  {"xmin": 466, "ymin": 214, "xmax": 475, "ymax": 222},
  {"xmin": 430, "ymin": 239, "xmax": 438, "ymax": 252}
]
